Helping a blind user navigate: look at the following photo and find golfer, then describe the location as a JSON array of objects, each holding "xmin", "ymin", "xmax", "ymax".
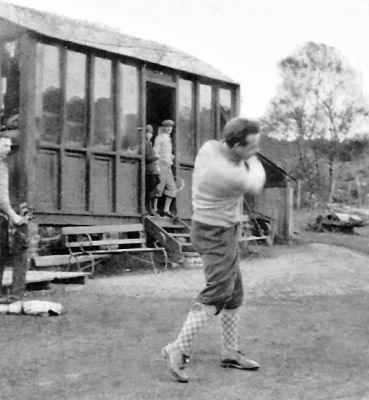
[{"xmin": 162, "ymin": 117, "xmax": 266, "ymax": 383}]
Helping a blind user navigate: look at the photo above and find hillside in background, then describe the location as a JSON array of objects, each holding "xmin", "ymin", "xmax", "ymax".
[{"xmin": 260, "ymin": 134, "xmax": 369, "ymax": 204}]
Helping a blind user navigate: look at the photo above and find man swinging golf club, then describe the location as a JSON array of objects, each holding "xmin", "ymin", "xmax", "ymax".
[{"xmin": 162, "ymin": 117, "xmax": 266, "ymax": 383}]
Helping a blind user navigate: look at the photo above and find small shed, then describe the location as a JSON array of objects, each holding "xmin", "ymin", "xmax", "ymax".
[{"xmin": 245, "ymin": 154, "xmax": 294, "ymax": 242}]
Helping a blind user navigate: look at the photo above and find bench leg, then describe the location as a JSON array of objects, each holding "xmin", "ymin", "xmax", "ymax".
[
  {"xmin": 149, "ymin": 252, "xmax": 158, "ymax": 274},
  {"xmin": 153, "ymin": 243, "xmax": 168, "ymax": 271},
  {"xmin": 68, "ymin": 254, "xmax": 79, "ymax": 272},
  {"xmin": 68, "ymin": 254, "xmax": 95, "ymax": 276},
  {"xmin": 86, "ymin": 255, "xmax": 95, "ymax": 276},
  {"xmin": 160, "ymin": 249, "xmax": 168, "ymax": 271}
]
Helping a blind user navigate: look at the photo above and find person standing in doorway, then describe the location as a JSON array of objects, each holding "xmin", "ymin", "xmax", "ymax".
[
  {"xmin": 162, "ymin": 117, "xmax": 266, "ymax": 383},
  {"xmin": 153, "ymin": 119, "xmax": 177, "ymax": 218},
  {"xmin": 144, "ymin": 124, "xmax": 160, "ymax": 216}
]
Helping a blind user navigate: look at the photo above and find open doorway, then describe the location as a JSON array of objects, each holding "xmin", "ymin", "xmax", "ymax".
[
  {"xmin": 146, "ymin": 82, "xmax": 176, "ymax": 215},
  {"xmin": 146, "ymin": 82, "xmax": 175, "ymax": 143}
]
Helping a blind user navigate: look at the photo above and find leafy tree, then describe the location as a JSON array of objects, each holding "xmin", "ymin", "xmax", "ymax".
[
  {"xmin": 338, "ymin": 137, "xmax": 369, "ymax": 162},
  {"xmin": 262, "ymin": 42, "xmax": 366, "ymax": 198}
]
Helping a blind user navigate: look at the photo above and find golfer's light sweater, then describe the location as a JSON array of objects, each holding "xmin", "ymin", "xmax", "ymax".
[{"xmin": 192, "ymin": 141, "xmax": 266, "ymax": 227}]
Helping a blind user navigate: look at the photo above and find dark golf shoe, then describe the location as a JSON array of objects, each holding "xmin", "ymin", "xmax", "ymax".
[{"xmin": 220, "ymin": 350, "xmax": 260, "ymax": 370}]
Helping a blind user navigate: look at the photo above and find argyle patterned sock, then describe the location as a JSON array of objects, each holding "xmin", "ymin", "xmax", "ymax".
[
  {"xmin": 221, "ymin": 311, "xmax": 240, "ymax": 356},
  {"xmin": 173, "ymin": 306, "xmax": 210, "ymax": 355}
]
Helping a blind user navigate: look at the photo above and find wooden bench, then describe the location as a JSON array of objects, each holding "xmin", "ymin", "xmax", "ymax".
[
  {"xmin": 61, "ymin": 223, "xmax": 168, "ymax": 274},
  {"xmin": 31, "ymin": 254, "xmax": 110, "ymax": 272}
]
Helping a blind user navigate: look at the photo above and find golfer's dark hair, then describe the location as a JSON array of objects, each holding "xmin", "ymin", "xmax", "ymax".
[{"xmin": 223, "ymin": 118, "xmax": 260, "ymax": 148}]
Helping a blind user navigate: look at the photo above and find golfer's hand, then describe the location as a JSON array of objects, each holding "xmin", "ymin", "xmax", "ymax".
[{"xmin": 12, "ymin": 214, "xmax": 28, "ymax": 226}]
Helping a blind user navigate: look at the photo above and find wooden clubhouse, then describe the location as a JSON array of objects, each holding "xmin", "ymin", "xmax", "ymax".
[{"xmin": 0, "ymin": 2, "xmax": 292, "ymax": 273}]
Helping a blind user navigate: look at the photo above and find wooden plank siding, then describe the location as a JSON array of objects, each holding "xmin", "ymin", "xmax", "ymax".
[
  {"xmin": 140, "ymin": 64, "xmax": 147, "ymax": 222},
  {"xmin": 28, "ymin": 38, "xmax": 147, "ymax": 224},
  {"xmin": 214, "ymin": 84, "xmax": 220, "ymax": 140}
]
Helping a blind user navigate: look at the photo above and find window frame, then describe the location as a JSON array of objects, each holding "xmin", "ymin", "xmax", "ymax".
[
  {"xmin": 177, "ymin": 77, "xmax": 196, "ymax": 164},
  {"xmin": 34, "ymin": 40, "xmax": 144, "ymax": 160}
]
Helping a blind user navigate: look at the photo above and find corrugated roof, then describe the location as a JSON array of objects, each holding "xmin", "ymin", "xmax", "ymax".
[{"xmin": 0, "ymin": 1, "xmax": 237, "ymax": 84}]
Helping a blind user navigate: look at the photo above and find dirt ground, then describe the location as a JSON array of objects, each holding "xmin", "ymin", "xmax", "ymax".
[{"xmin": 1, "ymin": 235, "xmax": 369, "ymax": 399}]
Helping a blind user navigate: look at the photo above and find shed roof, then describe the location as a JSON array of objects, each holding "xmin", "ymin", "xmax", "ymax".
[
  {"xmin": 0, "ymin": 2, "xmax": 237, "ymax": 84},
  {"xmin": 257, "ymin": 153, "xmax": 293, "ymax": 187}
]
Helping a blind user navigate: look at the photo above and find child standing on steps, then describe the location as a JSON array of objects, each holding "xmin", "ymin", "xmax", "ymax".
[{"xmin": 153, "ymin": 119, "xmax": 177, "ymax": 218}]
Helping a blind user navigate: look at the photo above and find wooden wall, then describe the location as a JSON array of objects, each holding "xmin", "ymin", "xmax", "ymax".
[
  {"xmin": 3, "ymin": 31, "xmax": 239, "ymax": 226},
  {"xmin": 253, "ymin": 183, "xmax": 294, "ymax": 242}
]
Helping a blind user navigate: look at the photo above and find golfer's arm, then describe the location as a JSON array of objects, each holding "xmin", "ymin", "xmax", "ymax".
[{"xmin": 242, "ymin": 156, "xmax": 266, "ymax": 194}]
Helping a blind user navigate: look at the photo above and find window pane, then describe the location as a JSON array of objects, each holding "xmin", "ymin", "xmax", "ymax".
[
  {"xmin": 1, "ymin": 40, "xmax": 21, "ymax": 132},
  {"xmin": 199, "ymin": 84, "xmax": 213, "ymax": 145},
  {"xmin": 178, "ymin": 79, "xmax": 195, "ymax": 159},
  {"xmin": 66, "ymin": 50, "xmax": 87, "ymax": 147},
  {"xmin": 35, "ymin": 44, "xmax": 62, "ymax": 143},
  {"xmin": 219, "ymin": 88, "xmax": 233, "ymax": 132},
  {"xmin": 119, "ymin": 64, "xmax": 139, "ymax": 151},
  {"xmin": 93, "ymin": 58, "xmax": 113, "ymax": 150}
]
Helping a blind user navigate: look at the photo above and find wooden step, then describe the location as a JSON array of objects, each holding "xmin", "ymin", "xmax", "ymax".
[
  {"xmin": 148, "ymin": 216, "xmax": 183, "ymax": 228},
  {"xmin": 161, "ymin": 222, "xmax": 186, "ymax": 228},
  {"xmin": 2, "ymin": 269, "xmax": 90, "ymax": 289},
  {"xmin": 239, "ymin": 235, "xmax": 270, "ymax": 242}
]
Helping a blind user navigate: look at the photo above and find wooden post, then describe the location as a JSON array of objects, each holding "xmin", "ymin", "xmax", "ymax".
[
  {"xmin": 328, "ymin": 179, "xmax": 336, "ymax": 204},
  {"xmin": 86, "ymin": 54, "xmax": 94, "ymax": 213},
  {"xmin": 347, "ymin": 181, "xmax": 352, "ymax": 197},
  {"xmin": 173, "ymin": 73, "xmax": 180, "ymax": 217},
  {"xmin": 140, "ymin": 65, "xmax": 147, "ymax": 219},
  {"xmin": 8, "ymin": 34, "xmax": 39, "ymax": 298},
  {"xmin": 234, "ymin": 85, "xmax": 241, "ymax": 116},
  {"xmin": 278, "ymin": 181, "xmax": 294, "ymax": 242},
  {"xmin": 194, "ymin": 79, "xmax": 200, "ymax": 155},
  {"xmin": 296, "ymin": 179, "xmax": 301, "ymax": 212},
  {"xmin": 113, "ymin": 60, "xmax": 119, "ymax": 214},
  {"xmin": 356, "ymin": 176, "xmax": 362, "ymax": 206},
  {"xmin": 284, "ymin": 180, "xmax": 294, "ymax": 241}
]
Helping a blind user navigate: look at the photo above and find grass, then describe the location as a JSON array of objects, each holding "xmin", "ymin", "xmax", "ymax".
[{"xmin": 2, "ymin": 284, "xmax": 369, "ymax": 400}]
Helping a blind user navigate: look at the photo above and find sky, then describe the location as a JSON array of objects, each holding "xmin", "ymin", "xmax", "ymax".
[{"xmin": 6, "ymin": 0, "xmax": 369, "ymax": 119}]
